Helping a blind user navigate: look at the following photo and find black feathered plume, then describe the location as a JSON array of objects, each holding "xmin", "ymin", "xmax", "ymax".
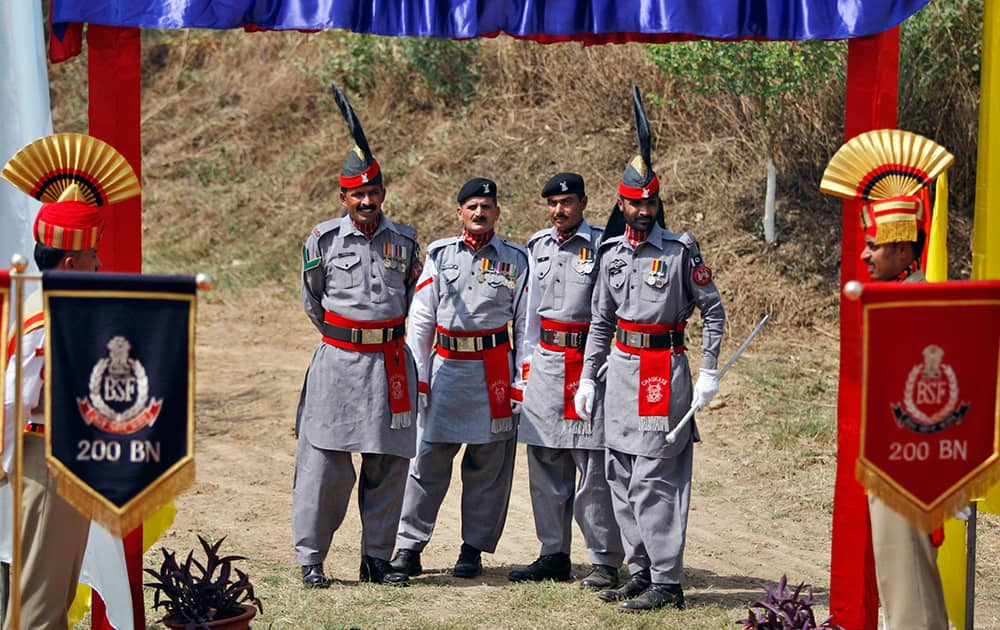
[
  {"xmin": 331, "ymin": 84, "xmax": 372, "ymax": 160},
  {"xmin": 632, "ymin": 85, "xmax": 652, "ymax": 173}
]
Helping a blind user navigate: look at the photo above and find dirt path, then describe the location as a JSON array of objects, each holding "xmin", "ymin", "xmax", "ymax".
[{"xmin": 157, "ymin": 288, "xmax": 999, "ymax": 625}]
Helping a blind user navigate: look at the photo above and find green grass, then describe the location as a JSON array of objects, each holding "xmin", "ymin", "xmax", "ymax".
[
  {"xmin": 745, "ymin": 359, "xmax": 837, "ymax": 453},
  {"xmin": 142, "ymin": 564, "xmax": 754, "ymax": 629}
]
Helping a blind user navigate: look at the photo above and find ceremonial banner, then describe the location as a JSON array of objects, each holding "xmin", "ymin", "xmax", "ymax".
[
  {"xmin": 43, "ymin": 271, "xmax": 195, "ymax": 536},
  {"xmin": 856, "ymin": 279, "xmax": 1000, "ymax": 533}
]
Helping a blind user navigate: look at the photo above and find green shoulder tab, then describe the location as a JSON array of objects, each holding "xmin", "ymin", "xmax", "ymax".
[{"xmin": 302, "ymin": 246, "xmax": 320, "ymax": 272}]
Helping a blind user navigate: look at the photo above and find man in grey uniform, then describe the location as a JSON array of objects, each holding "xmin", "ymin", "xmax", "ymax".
[
  {"xmin": 292, "ymin": 86, "xmax": 420, "ymax": 588},
  {"xmin": 508, "ymin": 172, "xmax": 625, "ymax": 589},
  {"xmin": 390, "ymin": 177, "xmax": 529, "ymax": 579},
  {"xmin": 575, "ymin": 87, "xmax": 726, "ymax": 611}
]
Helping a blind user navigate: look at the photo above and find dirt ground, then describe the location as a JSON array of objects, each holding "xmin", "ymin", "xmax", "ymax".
[{"xmin": 151, "ymin": 285, "xmax": 1000, "ymax": 628}]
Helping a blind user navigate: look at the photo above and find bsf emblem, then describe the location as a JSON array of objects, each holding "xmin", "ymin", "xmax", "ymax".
[
  {"xmin": 692, "ymin": 264, "xmax": 713, "ymax": 286},
  {"xmin": 76, "ymin": 336, "xmax": 163, "ymax": 435},
  {"xmin": 891, "ymin": 344, "xmax": 969, "ymax": 434}
]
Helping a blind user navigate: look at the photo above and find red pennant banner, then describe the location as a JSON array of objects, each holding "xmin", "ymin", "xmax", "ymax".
[{"xmin": 856, "ymin": 279, "xmax": 1000, "ymax": 532}]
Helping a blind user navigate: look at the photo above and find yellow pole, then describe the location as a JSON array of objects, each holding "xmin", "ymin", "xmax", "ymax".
[
  {"xmin": 973, "ymin": 0, "xmax": 1000, "ymax": 281},
  {"xmin": 9, "ymin": 254, "xmax": 30, "ymax": 630}
]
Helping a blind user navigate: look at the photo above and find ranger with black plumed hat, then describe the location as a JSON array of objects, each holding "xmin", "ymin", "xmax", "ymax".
[
  {"xmin": 575, "ymin": 86, "xmax": 726, "ymax": 611},
  {"xmin": 292, "ymin": 85, "xmax": 421, "ymax": 588}
]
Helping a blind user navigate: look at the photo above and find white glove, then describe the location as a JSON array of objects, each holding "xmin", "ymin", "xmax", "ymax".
[
  {"xmin": 511, "ymin": 400, "xmax": 522, "ymax": 415},
  {"xmin": 692, "ymin": 368, "xmax": 720, "ymax": 409},
  {"xmin": 574, "ymin": 379, "xmax": 597, "ymax": 421},
  {"xmin": 511, "ymin": 380, "xmax": 526, "ymax": 416},
  {"xmin": 418, "ymin": 392, "xmax": 428, "ymax": 413}
]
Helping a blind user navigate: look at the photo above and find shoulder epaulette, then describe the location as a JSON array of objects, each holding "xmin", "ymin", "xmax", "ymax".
[
  {"xmin": 308, "ymin": 217, "xmax": 344, "ymax": 242},
  {"xmin": 502, "ymin": 239, "xmax": 530, "ymax": 264},
  {"xmin": 666, "ymin": 231, "xmax": 700, "ymax": 251},
  {"xmin": 428, "ymin": 236, "xmax": 460, "ymax": 253},
  {"xmin": 598, "ymin": 234, "xmax": 625, "ymax": 252},
  {"xmin": 384, "ymin": 219, "xmax": 418, "ymax": 245},
  {"xmin": 527, "ymin": 228, "xmax": 551, "ymax": 248}
]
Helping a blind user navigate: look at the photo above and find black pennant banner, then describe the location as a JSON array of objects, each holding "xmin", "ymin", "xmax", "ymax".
[{"xmin": 44, "ymin": 271, "xmax": 195, "ymax": 535}]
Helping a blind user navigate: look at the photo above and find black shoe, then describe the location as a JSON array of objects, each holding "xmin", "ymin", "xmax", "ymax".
[
  {"xmin": 390, "ymin": 549, "xmax": 423, "ymax": 577},
  {"xmin": 453, "ymin": 543, "xmax": 482, "ymax": 578},
  {"xmin": 301, "ymin": 563, "xmax": 331, "ymax": 588},
  {"xmin": 508, "ymin": 553, "xmax": 572, "ymax": 582},
  {"xmin": 598, "ymin": 570, "xmax": 650, "ymax": 602},
  {"xmin": 579, "ymin": 564, "xmax": 620, "ymax": 590},
  {"xmin": 359, "ymin": 556, "xmax": 410, "ymax": 586},
  {"xmin": 618, "ymin": 583, "xmax": 685, "ymax": 612}
]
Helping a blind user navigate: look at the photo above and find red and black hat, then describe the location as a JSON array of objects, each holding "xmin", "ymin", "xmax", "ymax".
[
  {"xmin": 1, "ymin": 133, "xmax": 140, "ymax": 251},
  {"xmin": 619, "ymin": 85, "xmax": 660, "ymax": 200},
  {"xmin": 332, "ymin": 84, "xmax": 382, "ymax": 190}
]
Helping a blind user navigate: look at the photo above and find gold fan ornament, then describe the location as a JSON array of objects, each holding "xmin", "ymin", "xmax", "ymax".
[
  {"xmin": 2, "ymin": 133, "xmax": 140, "ymax": 251},
  {"xmin": 2, "ymin": 132, "xmax": 140, "ymax": 206},
  {"xmin": 820, "ymin": 129, "xmax": 953, "ymax": 245}
]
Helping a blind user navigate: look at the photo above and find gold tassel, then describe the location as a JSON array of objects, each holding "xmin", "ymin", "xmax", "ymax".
[
  {"xmin": 49, "ymin": 460, "xmax": 195, "ymax": 537},
  {"xmin": 857, "ymin": 459, "xmax": 1000, "ymax": 533}
]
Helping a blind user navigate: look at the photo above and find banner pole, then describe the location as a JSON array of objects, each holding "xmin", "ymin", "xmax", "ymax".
[
  {"xmin": 965, "ymin": 503, "xmax": 977, "ymax": 629},
  {"xmin": 9, "ymin": 253, "xmax": 32, "ymax": 630}
]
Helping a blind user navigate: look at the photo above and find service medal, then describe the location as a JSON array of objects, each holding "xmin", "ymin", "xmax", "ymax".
[
  {"xmin": 384, "ymin": 258, "xmax": 393, "ymax": 269},
  {"xmin": 507, "ymin": 277, "xmax": 516, "ymax": 289},
  {"xmin": 477, "ymin": 270, "xmax": 485, "ymax": 283}
]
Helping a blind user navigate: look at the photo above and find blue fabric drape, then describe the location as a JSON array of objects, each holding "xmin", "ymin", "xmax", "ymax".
[{"xmin": 53, "ymin": 0, "xmax": 931, "ymax": 41}]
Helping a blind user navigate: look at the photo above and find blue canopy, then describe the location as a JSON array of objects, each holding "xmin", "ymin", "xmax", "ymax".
[{"xmin": 52, "ymin": 0, "xmax": 932, "ymax": 41}]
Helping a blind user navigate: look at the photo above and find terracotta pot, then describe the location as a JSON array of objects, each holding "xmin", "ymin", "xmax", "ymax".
[{"xmin": 162, "ymin": 604, "xmax": 258, "ymax": 629}]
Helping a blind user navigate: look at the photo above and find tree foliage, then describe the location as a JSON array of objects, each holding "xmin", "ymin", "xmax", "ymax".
[{"xmin": 646, "ymin": 39, "xmax": 843, "ymax": 151}]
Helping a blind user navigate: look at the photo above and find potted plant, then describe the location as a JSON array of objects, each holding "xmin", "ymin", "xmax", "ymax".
[
  {"xmin": 144, "ymin": 535, "xmax": 263, "ymax": 630},
  {"xmin": 737, "ymin": 574, "xmax": 843, "ymax": 630}
]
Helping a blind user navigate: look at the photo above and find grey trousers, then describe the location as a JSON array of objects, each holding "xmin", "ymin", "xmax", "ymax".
[
  {"xmin": 527, "ymin": 445, "xmax": 624, "ymax": 567},
  {"xmin": 395, "ymin": 438, "xmax": 517, "ymax": 554},
  {"xmin": 605, "ymin": 444, "xmax": 692, "ymax": 585},
  {"xmin": 291, "ymin": 440, "xmax": 408, "ymax": 566},
  {"xmin": 869, "ymin": 496, "xmax": 948, "ymax": 630}
]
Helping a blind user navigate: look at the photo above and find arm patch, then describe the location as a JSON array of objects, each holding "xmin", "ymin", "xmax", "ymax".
[{"xmin": 302, "ymin": 246, "xmax": 320, "ymax": 272}]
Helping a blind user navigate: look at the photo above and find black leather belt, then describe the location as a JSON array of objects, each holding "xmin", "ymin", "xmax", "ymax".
[
  {"xmin": 615, "ymin": 327, "xmax": 685, "ymax": 349},
  {"xmin": 438, "ymin": 329, "xmax": 509, "ymax": 352},
  {"xmin": 540, "ymin": 329, "xmax": 588, "ymax": 348},
  {"xmin": 323, "ymin": 322, "xmax": 405, "ymax": 345}
]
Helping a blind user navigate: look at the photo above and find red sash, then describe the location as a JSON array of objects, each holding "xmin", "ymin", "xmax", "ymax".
[
  {"xmin": 435, "ymin": 324, "xmax": 511, "ymax": 420},
  {"xmin": 322, "ymin": 311, "xmax": 410, "ymax": 414},
  {"xmin": 539, "ymin": 318, "xmax": 588, "ymax": 420},
  {"xmin": 615, "ymin": 319, "xmax": 686, "ymax": 417}
]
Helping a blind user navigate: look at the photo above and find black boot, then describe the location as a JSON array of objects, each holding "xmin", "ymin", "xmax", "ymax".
[
  {"xmin": 453, "ymin": 543, "xmax": 482, "ymax": 578},
  {"xmin": 597, "ymin": 570, "xmax": 650, "ymax": 602},
  {"xmin": 618, "ymin": 583, "xmax": 685, "ymax": 611},
  {"xmin": 579, "ymin": 564, "xmax": 620, "ymax": 590},
  {"xmin": 301, "ymin": 563, "xmax": 331, "ymax": 589},
  {"xmin": 359, "ymin": 556, "xmax": 409, "ymax": 586},
  {"xmin": 508, "ymin": 553, "xmax": 572, "ymax": 582},
  {"xmin": 390, "ymin": 548, "xmax": 423, "ymax": 577}
]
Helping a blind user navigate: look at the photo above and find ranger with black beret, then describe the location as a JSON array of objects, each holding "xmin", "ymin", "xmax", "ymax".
[
  {"xmin": 508, "ymin": 172, "xmax": 625, "ymax": 589},
  {"xmin": 391, "ymin": 177, "xmax": 529, "ymax": 580}
]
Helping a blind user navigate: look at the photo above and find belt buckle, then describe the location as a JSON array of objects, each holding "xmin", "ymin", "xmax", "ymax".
[
  {"xmin": 552, "ymin": 331, "xmax": 566, "ymax": 347},
  {"xmin": 626, "ymin": 331, "xmax": 643, "ymax": 347},
  {"xmin": 455, "ymin": 336, "xmax": 478, "ymax": 352},
  {"xmin": 360, "ymin": 328, "xmax": 383, "ymax": 344}
]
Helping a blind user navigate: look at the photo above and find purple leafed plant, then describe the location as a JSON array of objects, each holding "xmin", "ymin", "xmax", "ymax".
[
  {"xmin": 737, "ymin": 574, "xmax": 843, "ymax": 630},
  {"xmin": 144, "ymin": 535, "xmax": 263, "ymax": 629}
]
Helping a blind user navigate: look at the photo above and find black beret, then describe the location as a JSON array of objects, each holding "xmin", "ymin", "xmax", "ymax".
[
  {"xmin": 541, "ymin": 172, "xmax": 585, "ymax": 198},
  {"xmin": 457, "ymin": 177, "xmax": 498, "ymax": 204}
]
